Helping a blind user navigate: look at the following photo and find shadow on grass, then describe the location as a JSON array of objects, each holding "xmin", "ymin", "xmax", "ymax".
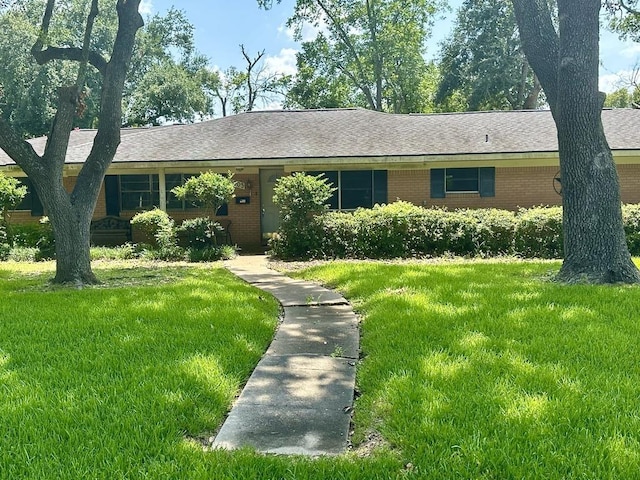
[{"xmin": 298, "ymin": 261, "xmax": 640, "ymax": 478}]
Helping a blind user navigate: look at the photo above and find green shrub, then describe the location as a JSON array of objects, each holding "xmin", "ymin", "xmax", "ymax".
[
  {"xmin": 0, "ymin": 223, "xmax": 8, "ymax": 261},
  {"xmin": 8, "ymin": 247, "xmax": 39, "ymax": 262},
  {"xmin": 90, "ymin": 243, "xmax": 138, "ymax": 261},
  {"xmin": 463, "ymin": 208, "xmax": 516, "ymax": 256},
  {"xmin": 622, "ymin": 204, "xmax": 640, "ymax": 255},
  {"xmin": 187, "ymin": 244, "xmax": 236, "ymax": 262},
  {"xmin": 272, "ymin": 201, "xmax": 570, "ymax": 260},
  {"xmin": 9, "ymin": 218, "xmax": 55, "ymax": 260},
  {"xmin": 177, "ymin": 217, "xmax": 221, "ymax": 248},
  {"xmin": 271, "ymin": 172, "xmax": 335, "ymax": 258},
  {"xmin": 318, "ymin": 212, "xmax": 359, "ymax": 258},
  {"xmin": 513, "ymin": 206, "xmax": 563, "ymax": 258},
  {"xmin": 131, "ymin": 208, "xmax": 180, "ymax": 259},
  {"xmin": 0, "ymin": 173, "xmax": 27, "ymax": 224},
  {"xmin": 130, "ymin": 208, "xmax": 172, "ymax": 243},
  {"xmin": 171, "ymin": 171, "xmax": 236, "ymax": 215}
]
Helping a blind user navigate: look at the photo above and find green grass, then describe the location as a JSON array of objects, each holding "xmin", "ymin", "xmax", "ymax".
[
  {"xmin": 0, "ymin": 262, "xmax": 400, "ymax": 479},
  {"xmin": 3, "ymin": 259, "xmax": 640, "ymax": 479},
  {"xmin": 293, "ymin": 260, "xmax": 640, "ymax": 479}
]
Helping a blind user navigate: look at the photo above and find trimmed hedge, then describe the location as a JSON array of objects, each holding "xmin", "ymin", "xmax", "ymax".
[{"xmin": 271, "ymin": 201, "xmax": 640, "ymax": 260}]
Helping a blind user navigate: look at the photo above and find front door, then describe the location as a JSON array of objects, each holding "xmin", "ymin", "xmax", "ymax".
[{"xmin": 260, "ymin": 168, "xmax": 285, "ymax": 242}]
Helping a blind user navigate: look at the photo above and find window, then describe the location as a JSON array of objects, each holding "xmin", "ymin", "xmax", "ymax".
[
  {"xmin": 431, "ymin": 167, "xmax": 495, "ymax": 198},
  {"xmin": 14, "ymin": 177, "xmax": 44, "ymax": 216},
  {"xmin": 120, "ymin": 174, "xmax": 159, "ymax": 210},
  {"xmin": 166, "ymin": 174, "xmax": 197, "ymax": 210},
  {"xmin": 446, "ymin": 168, "xmax": 479, "ymax": 193},
  {"xmin": 307, "ymin": 170, "xmax": 387, "ymax": 210}
]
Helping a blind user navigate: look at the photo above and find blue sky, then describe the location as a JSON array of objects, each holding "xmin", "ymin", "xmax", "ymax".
[{"xmin": 144, "ymin": 0, "xmax": 640, "ymax": 96}]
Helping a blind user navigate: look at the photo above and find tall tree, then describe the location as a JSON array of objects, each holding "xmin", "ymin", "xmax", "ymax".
[
  {"xmin": 260, "ymin": 0, "xmax": 443, "ymax": 113},
  {"xmin": 123, "ymin": 7, "xmax": 219, "ymax": 125},
  {"xmin": 0, "ymin": 0, "xmax": 144, "ymax": 284},
  {"xmin": 512, "ymin": 0, "xmax": 640, "ymax": 283},
  {"xmin": 213, "ymin": 45, "xmax": 290, "ymax": 116},
  {"xmin": 436, "ymin": 0, "xmax": 542, "ymax": 111},
  {"xmin": 283, "ymin": 38, "xmax": 356, "ymax": 109}
]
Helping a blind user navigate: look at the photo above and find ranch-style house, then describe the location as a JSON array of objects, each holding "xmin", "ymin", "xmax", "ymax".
[{"xmin": 1, "ymin": 107, "xmax": 639, "ymax": 249}]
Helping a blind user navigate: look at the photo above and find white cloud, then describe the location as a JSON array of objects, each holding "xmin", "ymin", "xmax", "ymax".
[
  {"xmin": 599, "ymin": 69, "xmax": 638, "ymax": 93},
  {"xmin": 278, "ymin": 18, "xmax": 328, "ymax": 43},
  {"xmin": 256, "ymin": 100, "xmax": 284, "ymax": 111},
  {"xmin": 264, "ymin": 48, "xmax": 298, "ymax": 77},
  {"xmin": 139, "ymin": 0, "xmax": 153, "ymax": 15},
  {"xmin": 620, "ymin": 43, "xmax": 640, "ymax": 60}
]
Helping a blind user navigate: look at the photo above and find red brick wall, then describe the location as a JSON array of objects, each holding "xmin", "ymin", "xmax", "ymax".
[
  {"xmin": 9, "ymin": 164, "xmax": 640, "ymax": 247},
  {"xmin": 389, "ymin": 164, "xmax": 640, "ymax": 211},
  {"xmin": 389, "ymin": 166, "xmax": 562, "ymax": 211},
  {"xmin": 117, "ymin": 173, "xmax": 262, "ymax": 249}
]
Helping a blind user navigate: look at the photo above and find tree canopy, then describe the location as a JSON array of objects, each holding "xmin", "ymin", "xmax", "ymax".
[
  {"xmin": 436, "ymin": 0, "xmax": 542, "ymax": 111},
  {"xmin": 607, "ymin": 0, "xmax": 640, "ymax": 41},
  {"xmin": 261, "ymin": 0, "xmax": 444, "ymax": 113}
]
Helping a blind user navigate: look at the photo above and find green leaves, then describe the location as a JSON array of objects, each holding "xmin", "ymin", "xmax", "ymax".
[
  {"xmin": 171, "ymin": 172, "xmax": 236, "ymax": 216},
  {"xmin": 0, "ymin": 173, "xmax": 26, "ymax": 222},
  {"xmin": 436, "ymin": 0, "xmax": 542, "ymax": 112},
  {"xmin": 282, "ymin": 0, "xmax": 444, "ymax": 113}
]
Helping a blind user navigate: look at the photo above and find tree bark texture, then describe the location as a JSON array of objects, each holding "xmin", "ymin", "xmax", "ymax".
[{"xmin": 513, "ymin": 0, "xmax": 640, "ymax": 283}]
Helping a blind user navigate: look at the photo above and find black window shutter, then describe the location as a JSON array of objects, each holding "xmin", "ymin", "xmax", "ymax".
[
  {"xmin": 216, "ymin": 203, "xmax": 229, "ymax": 216},
  {"xmin": 104, "ymin": 175, "xmax": 121, "ymax": 216},
  {"xmin": 30, "ymin": 186, "xmax": 44, "ymax": 216},
  {"xmin": 479, "ymin": 167, "xmax": 495, "ymax": 197},
  {"xmin": 373, "ymin": 170, "xmax": 388, "ymax": 205},
  {"xmin": 430, "ymin": 168, "xmax": 446, "ymax": 198}
]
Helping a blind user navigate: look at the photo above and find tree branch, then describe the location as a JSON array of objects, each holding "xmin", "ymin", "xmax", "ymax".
[
  {"xmin": 315, "ymin": 0, "xmax": 377, "ymax": 110},
  {"xmin": 618, "ymin": 0, "xmax": 640, "ymax": 15},
  {"xmin": 31, "ymin": 0, "xmax": 54, "ymax": 55},
  {"xmin": 30, "ymin": 0, "xmax": 108, "ymax": 74},
  {"xmin": 76, "ymin": 0, "xmax": 100, "ymax": 87},
  {"xmin": 73, "ymin": 0, "xmax": 143, "ymax": 215},
  {"xmin": 32, "ymin": 45, "xmax": 108, "ymax": 75},
  {"xmin": 511, "ymin": 0, "xmax": 560, "ymax": 112},
  {"xmin": 0, "ymin": 116, "xmax": 41, "ymax": 175}
]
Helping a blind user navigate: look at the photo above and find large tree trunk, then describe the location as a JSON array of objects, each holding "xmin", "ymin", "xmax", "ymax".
[
  {"xmin": 513, "ymin": 0, "xmax": 640, "ymax": 284},
  {"xmin": 554, "ymin": 2, "xmax": 639, "ymax": 283},
  {"xmin": 47, "ymin": 199, "xmax": 97, "ymax": 285}
]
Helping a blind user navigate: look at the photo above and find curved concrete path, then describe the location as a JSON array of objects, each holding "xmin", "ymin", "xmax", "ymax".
[{"xmin": 213, "ymin": 255, "xmax": 359, "ymax": 456}]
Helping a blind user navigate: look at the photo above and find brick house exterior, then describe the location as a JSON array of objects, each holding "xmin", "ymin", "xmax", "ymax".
[{"xmin": 1, "ymin": 108, "xmax": 639, "ymax": 249}]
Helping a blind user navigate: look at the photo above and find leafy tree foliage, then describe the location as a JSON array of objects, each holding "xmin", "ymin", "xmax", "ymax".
[
  {"xmin": 606, "ymin": 0, "xmax": 640, "ymax": 41},
  {"xmin": 604, "ymin": 86, "xmax": 640, "ymax": 108},
  {"xmin": 260, "ymin": 0, "xmax": 443, "ymax": 113},
  {"xmin": 171, "ymin": 172, "xmax": 236, "ymax": 216},
  {"xmin": 123, "ymin": 7, "xmax": 219, "ymax": 125},
  {"xmin": 436, "ymin": 0, "xmax": 542, "ymax": 111},
  {"xmin": 0, "ymin": 173, "xmax": 26, "ymax": 224},
  {"xmin": 271, "ymin": 172, "xmax": 335, "ymax": 258}
]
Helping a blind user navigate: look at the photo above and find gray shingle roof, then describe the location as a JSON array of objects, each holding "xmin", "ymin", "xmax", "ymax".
[{"xmin": 1, "ymin": 108, "xmax": 639, "ymax": 167}]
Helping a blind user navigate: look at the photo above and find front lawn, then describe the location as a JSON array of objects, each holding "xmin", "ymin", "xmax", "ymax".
[
  {"xmin": 2, "ymin": 259, "xmax": 640, "ymax": 478},
  {"xmin": 293, "ymin": 260, "xmax": 640, "ymax": 478}
]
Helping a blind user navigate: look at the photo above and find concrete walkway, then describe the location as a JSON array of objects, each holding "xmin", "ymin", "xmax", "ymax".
[{"xmin": 212, "ymin": 255, "xmax": 359, "ymax": 456}]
